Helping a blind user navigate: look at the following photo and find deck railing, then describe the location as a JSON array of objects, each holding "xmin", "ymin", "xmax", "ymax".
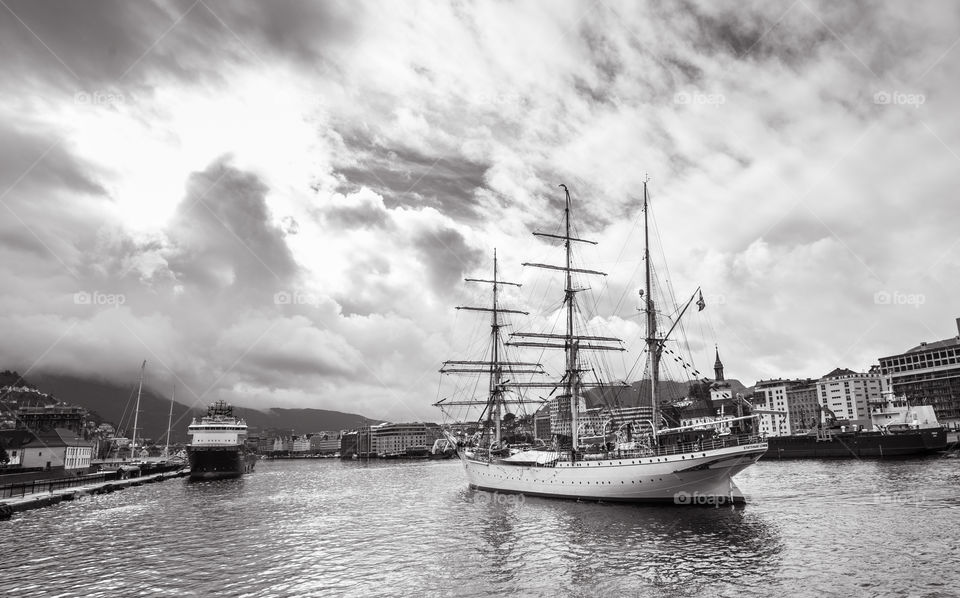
[{"xmin": 0, "ymin": 471, "xmax": 120, "ymax": 499}]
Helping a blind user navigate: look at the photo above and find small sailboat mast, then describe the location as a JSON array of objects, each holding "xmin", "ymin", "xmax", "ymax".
[
  {"xmin": 131, "ymin": 360, "xmax": 146, "ymax": 460},
  {"xmin": 163, "ymin": 385, "xmax": 174, "ymax": 458}
]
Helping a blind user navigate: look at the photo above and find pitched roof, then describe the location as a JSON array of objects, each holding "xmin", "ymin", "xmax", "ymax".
[
  {"xmin": 23, "ymin": 428, "xmax": 91, "ymax": 448},
  {"xmin": 821, "ymin": 367, "xmax": 858, "ymax": 379}
]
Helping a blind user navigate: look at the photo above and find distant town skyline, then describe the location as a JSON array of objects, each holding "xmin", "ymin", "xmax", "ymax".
[{"xmin": 1, "ymin": 1, "xmax": 959, "ymax": 421}]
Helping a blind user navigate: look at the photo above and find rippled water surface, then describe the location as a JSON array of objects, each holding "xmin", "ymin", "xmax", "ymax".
[{"xmin": 4, "ymin": 457, "xmax": 960, "ymax": 597}]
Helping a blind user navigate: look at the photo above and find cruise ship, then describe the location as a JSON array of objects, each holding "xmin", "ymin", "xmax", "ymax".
[{"xmin": 186, "ymin": 400, "xmax": 256, "ymax": 480}]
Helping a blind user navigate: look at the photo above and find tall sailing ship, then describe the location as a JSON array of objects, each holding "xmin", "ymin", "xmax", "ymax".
[
  {"xmin": 435, "ymin": 182, "xmax": 767, "ymax": 504},
  {"xmin": 186, "ymin": 400, "xmax": 256, "ymax": 480}
]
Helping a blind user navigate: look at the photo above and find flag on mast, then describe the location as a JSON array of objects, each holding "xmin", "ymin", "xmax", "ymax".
[{"xmin": 697, "ymin": 290, "xmax": 706, "ymax": 311}]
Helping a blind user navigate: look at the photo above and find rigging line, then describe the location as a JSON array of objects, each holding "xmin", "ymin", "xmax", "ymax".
[
  {"xmin": 117, "ymin": 380, "xmax": 138, "ymax": 440},
  {"xmin": 648, "ymin": 199, "xmax": 702, "ymax": 384},
  {"xmin": 609, "ymin": 196, "xmax": 647, "ymax": 316}
]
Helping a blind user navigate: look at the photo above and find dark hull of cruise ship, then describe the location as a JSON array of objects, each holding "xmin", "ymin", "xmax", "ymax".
[
  {"xmin": 187, "ymin": 446, "xmax": 256, "ymax": 480},
  {"xmin": 765, "ymin": 429, "xmax": 948, "ymax": 459}
]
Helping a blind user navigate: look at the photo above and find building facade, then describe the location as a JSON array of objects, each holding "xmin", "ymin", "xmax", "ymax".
[
  {"xmin": 785, "ymin": 383, "xmax": 820, "ymax": 433},
  {"xmin": 310, "ymin": 432, "xmax": 341, "ymax": 454},
  {"xmin": 16, "ymin": 404, "xmax": 87, "ymax": 434},
  {"xmin": 290, "ymin": 435, "xmax": 311, "ymax": 453},
  {"xmin": 606, "ymin": 405, "xmax": 655, "ymax": 432},
  {"xmin": 753, "ymin": 380, "xmax": 791, "ymax": 437},
  {"xmin": 533, "ymin": 409, "xmax": 551, "ymax": 440},
  {"xmin": 371, "ymin": 422, "xmax": 443, "ymax": 456},
  {"xmin": 816, "ymin": 368, "xmax": 882, "ymax": 427},
  {"xmin": 549, "ymin": 395, "xmax": 587, "ymax": 438},
  {"xmin": 20, "ymin": 428, "xmax": 92, "ymax": 470},
  {"xmin": 878, "ymin": 319, "xmax": 960, "ymax": 426}
]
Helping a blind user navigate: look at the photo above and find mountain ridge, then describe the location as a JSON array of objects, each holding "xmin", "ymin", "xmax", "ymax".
[{"xmin": 25, "ymin": 372, "xmax": 381, "ymax": 443}]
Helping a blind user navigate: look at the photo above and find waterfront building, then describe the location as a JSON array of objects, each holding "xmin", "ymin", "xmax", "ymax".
[
  {"xmin": 15, "ymin": 404, "xmax": 87, "ymax": 434},
  {"xmin": 309, "ymin": 432, "xmax": 340, "ymax": 454},
  {"xmin": 606, "ymin": 405, "xmax": 655, "ymax": 431},
  {"xmin": 291, "ymin": 435, "xmax": 311, "ymax": 453},
  {"xmin": 372, "ymin": 422, "xmax": 443, "ymax": 456},
  {"xmin": 0, "ymin": 429, "xmax": 32, "ymax": 467},
  {"xmin": 533, "ymin": 408, "xmax": 551, "ymax": 440},
  {"xmin": 785, "ymin": 383, "xmax": 820, "ymax": 433},
  {"xmin": 753, "ymin": 379, "xmax": 814, "ymax": 436},
  {"xmin": 816, "ymin": 368, "xmax": 882, "ymax": 427},
  {"xmin": 577, "ymin": 407, "xmax": 608, "ymax": 437},
  {"xmin": 548, "ymin": 395, "xmax": 587, "ymax": 438},
  {"xmin": 878, "ymin": 318, "xmax": 960, "ymax": 426},
  {"xmin": 20, "ymin": 428, "xmax": 92, "ymax": 470}
]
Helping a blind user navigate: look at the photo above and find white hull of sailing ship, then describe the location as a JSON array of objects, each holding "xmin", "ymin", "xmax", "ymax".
[{"xmin": 459, "ymin": 441, "xmax": 766, "ymax": 503}]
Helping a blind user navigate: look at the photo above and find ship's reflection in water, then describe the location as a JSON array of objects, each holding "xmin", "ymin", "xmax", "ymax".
[
  {"xmin": 4, "ymin": 458, "xmax": 960, "ymax": 598},
  {"xmin": 467, "ymin": 491, "xmax": 781, "ymax": 598}
]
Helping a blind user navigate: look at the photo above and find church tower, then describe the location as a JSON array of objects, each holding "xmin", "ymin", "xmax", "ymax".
[{"xmin": 714, "ymin": 347, "xmax": 724, "ymax": 382}]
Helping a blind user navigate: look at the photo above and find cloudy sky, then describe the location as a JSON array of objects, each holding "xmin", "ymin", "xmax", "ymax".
[{"xmin": 1, "ymin": 0, "xmax": 958, "ymax": 421}]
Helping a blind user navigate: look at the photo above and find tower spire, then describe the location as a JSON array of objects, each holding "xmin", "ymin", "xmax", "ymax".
[{"xmin": 714, "ymin": 346, "xmax": 724, "ymax": 382}]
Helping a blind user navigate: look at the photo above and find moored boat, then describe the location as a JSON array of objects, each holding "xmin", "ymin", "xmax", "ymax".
[
  {"xmin": 765, "ymin": 429, "xmax": 946, "ymax": 459},
  {"xmin": 186, "ymin": 400, "xmax": 256, "ymax": 480},
  {"xmin": 765, "ymin": 394, "xmax": 947, "ymax": 459},
  {"xmin": 435, "ymin": 182, "xmax": 767, "ymax": 504}
]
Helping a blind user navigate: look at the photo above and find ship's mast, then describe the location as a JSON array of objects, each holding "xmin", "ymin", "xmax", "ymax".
[
  {"xmin": 437, "ymin": 251, "xmax": 541, "ymax": 451},
  {"xmin": 644, "ymin": 180, "xmax": 659, "ymax": 436},
  {"xmin": 131, "ymin": 360, "xmax": 146, "ymax": 460},
  {"xmin": 163, "ymin": 385, "xmax": 174, "ymax": 458},
  {"xmin": 491, "ymin": 250, "xmax": 502, "ymax": 446},
  {"xmin": 561, "ymin": 185, "xmax": 579, "ymax": 451},
  {"xmin": 506, "ymin": 185, "xmax": 627, "ymax": 455}
]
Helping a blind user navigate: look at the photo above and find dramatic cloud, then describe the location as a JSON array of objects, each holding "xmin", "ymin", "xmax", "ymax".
[{"xmin": 1, "ymin": 1, "xmax": 959, "ymax": 421}]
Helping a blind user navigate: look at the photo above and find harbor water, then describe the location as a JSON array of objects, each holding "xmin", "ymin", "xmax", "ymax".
[{"xmin": 3, "ymin": 456, "xmax": 959, "ymax": 598}]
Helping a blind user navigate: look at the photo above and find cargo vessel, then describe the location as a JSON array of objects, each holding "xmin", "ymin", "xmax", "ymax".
[
  {"xmin": 765, "ymin": 428, "xmax": 947, "ymax": 459},
  {"xmin": 765, "ymin": 396, "xmax": 947, "ymax": 459},
  {"xmin": 186, "ymin": 400, "xmax": 256, "ymax": 480}
]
